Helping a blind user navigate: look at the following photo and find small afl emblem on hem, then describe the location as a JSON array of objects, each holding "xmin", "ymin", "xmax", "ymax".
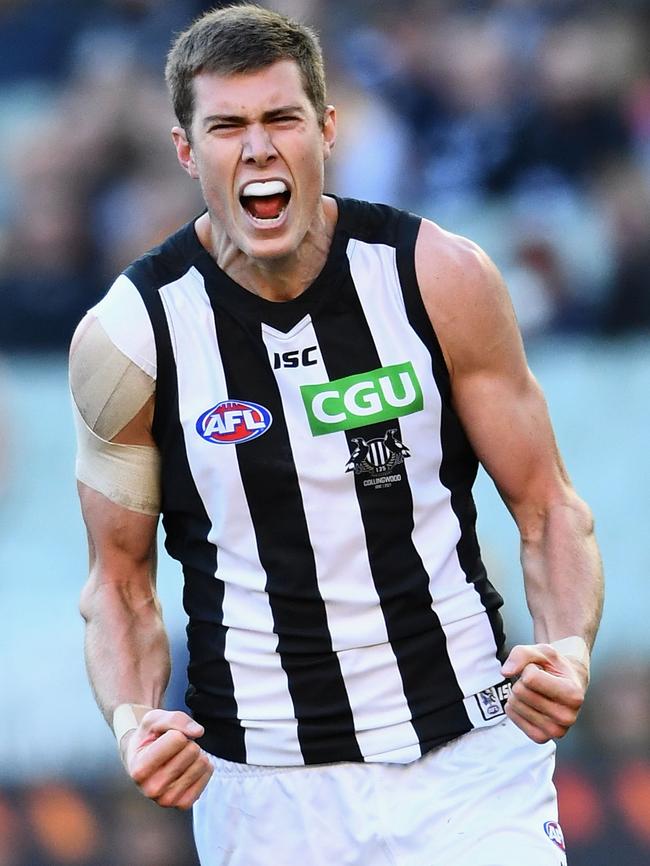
[
  {"xmin": 196, "ymin": 400, "xmax": 272, "ymax": 444},
  {"xmin": 544, "ymin": 821, "xmax": 566, "ymax": 852},
  {"xmin": 475, "ymin": 681, "xmax": 511, "ymax": 721}
]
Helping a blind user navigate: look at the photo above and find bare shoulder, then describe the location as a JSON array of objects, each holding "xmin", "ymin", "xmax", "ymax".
[{"xmin": 414, "ymin": 218, "xmax": 524, "ymax": 380}]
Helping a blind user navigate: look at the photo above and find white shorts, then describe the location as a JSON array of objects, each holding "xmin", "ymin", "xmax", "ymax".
[{"xmin": 193, "ymin": 718, "xmax": 568, "ymax": 866}]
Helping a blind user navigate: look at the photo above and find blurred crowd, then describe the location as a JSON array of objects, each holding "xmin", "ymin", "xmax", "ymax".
[{"xmin": 0, "ymin": 0, "xmax": 649, "ymax": 350}]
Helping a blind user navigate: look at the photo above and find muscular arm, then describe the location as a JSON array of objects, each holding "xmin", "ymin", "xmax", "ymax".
[
  {"xmin": 78, "ymin": 474, "xmax": 168, "ymax": 723},
  {"xmin": 416, "ymin": 220, "xmax": 603, "ymax": 742},
  {"xmin": 71, "ymin": 317, "xmax": 212, "ymax": 807}
]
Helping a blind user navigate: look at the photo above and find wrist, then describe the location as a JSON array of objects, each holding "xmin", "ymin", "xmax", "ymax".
[
  {"xmin": 112, "ymin": 703, "xmax": 153, "ymax": 749},
  {"xmin": 550, "ymin": 635, "xmax": 590, "ymax": 684}
]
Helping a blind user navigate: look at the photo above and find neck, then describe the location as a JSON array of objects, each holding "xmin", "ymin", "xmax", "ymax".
[{"xmin": 196, "ymin": 197, "xmax": 338, "ymax": 302}]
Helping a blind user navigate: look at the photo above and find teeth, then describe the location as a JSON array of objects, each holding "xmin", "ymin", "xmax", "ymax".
[{"xmin": 241, "ymin": 180, "xmax": 287, "ymax": 198}]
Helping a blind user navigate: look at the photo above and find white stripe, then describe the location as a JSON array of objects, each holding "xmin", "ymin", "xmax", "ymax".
[
  {"xmin": 91, "ymin": 274, "xmax": 156, "ymax": 377},
  {"xmin": 159, "ymin": 269, "xmax": 301, "ymax": 764},
  {"xmin": 346, "ymin": 240, "xmax": 503, "ymax": 699},
  {"xmin": 261, "ymin": 317, "xmax": 420, "ymax": 761}
]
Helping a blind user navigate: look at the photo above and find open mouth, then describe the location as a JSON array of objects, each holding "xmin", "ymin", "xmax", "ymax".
[{"xmin": 240, "ymin": 180, "xmax": 291, "ymax": 223}]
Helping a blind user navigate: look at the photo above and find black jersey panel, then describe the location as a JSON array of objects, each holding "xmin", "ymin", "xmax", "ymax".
[
  {"xmin": 209, "ymin": 301, "xmax": 363, "ymax": 764},
  {"xmin": 312, "ymin": 262, "xmax": 472, "ymax": 751}
]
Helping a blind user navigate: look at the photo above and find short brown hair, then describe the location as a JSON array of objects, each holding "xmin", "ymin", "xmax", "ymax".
[{"xmin": 165, "ymin": 4, "xmax": 327, "ymax": 133}]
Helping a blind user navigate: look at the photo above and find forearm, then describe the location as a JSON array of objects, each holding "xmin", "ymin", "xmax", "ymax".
[
  {"xmin": 519, "ymin": 493, "xmax": 603, "ymax": 651},
  {"xmin": 81, "ymin": 577, "xmax": 171, "ymax": 727}
]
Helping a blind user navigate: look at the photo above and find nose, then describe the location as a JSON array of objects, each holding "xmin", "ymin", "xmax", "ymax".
[{"xmin": 241, "ymin": 122, "xmax": 276, "ymax": 166}]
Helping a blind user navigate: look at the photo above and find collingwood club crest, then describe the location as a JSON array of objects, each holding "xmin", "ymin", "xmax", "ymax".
[{"xmin": 345, "ymin": 428, "xmax": 410, "ymax": 489}]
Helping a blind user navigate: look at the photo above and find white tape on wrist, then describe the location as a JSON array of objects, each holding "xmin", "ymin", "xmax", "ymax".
[
  {"xmin": 112, "ymin": 703, "xmax": 151, "ymax": 747},
  {"xmin": 550, "ymin": 636, "xmax": 590, "ymax": 671}
]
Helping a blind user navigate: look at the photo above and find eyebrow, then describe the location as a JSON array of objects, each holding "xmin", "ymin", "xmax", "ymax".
[{"xmin": 201, "ymin": 105, "xmax": 305, "ymax": 127}]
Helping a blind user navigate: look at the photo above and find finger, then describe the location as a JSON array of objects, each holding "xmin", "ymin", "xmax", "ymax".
[
  {"xmin": 506, "ymin": 693, "xmax": 570, "ymax": 741},
  {"xmin": 512, "ymin": 665, "xmax": 585, "ymax": 713},
  {"xmin": 505, "ymin": 701, "xmax": 553, "ymax": 744},
  {"xmin": 516, "ymin": 663, "xmax": 584, "ymax": 707},
  {"xmin": 130, "ymin": 729, "xmax": 195, "ymax": 779},
  {"xmin": 502, "ymin": 643, "xmax": 561, "ymax": 678},
  {"xmin": 138, "ymin": 740, "xmax": 203, "ymax": 797},
  {"xmin": 140, "ymin": 709, "xmax": 204, "ymax": 740},
  {"xmin": 153, "ymin": 752, "xmax": 213, "ymax": 809},
  {"xmin": 512, "ymin": 683, "xmax": 579, "ymax": 728},
  {"xmin": 173, "ymin": 762, "xmax": 214, "ymax": 811}
]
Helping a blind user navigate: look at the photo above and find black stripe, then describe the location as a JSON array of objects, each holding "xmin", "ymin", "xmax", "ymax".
[
  {"xmin": 313, "ymin": 262, "xmax": 471, "ymax": 755},
  {"xmin": 133, "ymin": 268, "xmax": 247, "ymax": 762},
  {"xmin": 208, "ymin": 299, "xmax": 363, "ymax": 764},
  {"xmin": 395, "ymin": 211, "xmax": 507, "ymax": 662}
]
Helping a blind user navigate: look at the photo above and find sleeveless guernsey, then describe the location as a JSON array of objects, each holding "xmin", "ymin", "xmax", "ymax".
[{"xmin": 91, "ymin": 197, "xmax": 509, "ymax": 766}]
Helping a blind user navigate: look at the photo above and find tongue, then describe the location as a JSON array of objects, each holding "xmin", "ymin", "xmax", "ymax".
[{"xmin": 246, "ymin": 194, "xmax": 286, "ymax": 220}]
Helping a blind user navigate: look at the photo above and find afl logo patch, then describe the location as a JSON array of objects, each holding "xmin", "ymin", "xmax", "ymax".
[
  {"xmin": 544, "ymin": 821, "xmax": 566, "ymax": 852},
  {"xmin": 196, "ymin": 400, "xmax": 272, "ymax": 444}
]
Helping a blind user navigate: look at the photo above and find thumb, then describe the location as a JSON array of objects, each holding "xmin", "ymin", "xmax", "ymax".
[
  {"xmin": 140, "ymin": 710, "xmax": 204, "ymax": 744},
  {"xmin": 501, "ymin": 644, "xmax": 554, "ymax": 677}
]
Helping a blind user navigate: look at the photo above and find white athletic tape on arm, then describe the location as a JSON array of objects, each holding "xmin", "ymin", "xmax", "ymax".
[
  {"xmin": 69, "ymin": 314, "xmax": 155, "ymax": 441},
  {"xmin": 112, "ymin": 703, "xmax": 153, "ymax": 747},
  {"xmin": 72, "ymin": 402, "xmax": 161, "ymax": 515},
  {"xmin": 550, "ymin": 636, "xmax": 590, "ymax": 672},
  {"xmin": 70, "ymin": 313, "xmax": 161, "ymax": 514}
]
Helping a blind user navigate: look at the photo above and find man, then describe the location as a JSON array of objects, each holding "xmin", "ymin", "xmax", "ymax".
[{"xmin": 70, "ymin": 5, "xmax": 603, "ymax": 865}]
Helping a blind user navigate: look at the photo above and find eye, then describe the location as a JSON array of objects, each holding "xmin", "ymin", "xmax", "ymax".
[{"xmin": 208, "ymin": 122, "xmax": 240, "ymax": 134}]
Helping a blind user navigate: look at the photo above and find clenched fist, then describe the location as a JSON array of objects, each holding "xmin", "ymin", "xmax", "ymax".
[
  {"xmin": 501, "ymin": 642, "xmax": 589, "ymax": 744},
  {"xmin": 120, "ymin": 709, "xmax": 214, "ymax": 810}
]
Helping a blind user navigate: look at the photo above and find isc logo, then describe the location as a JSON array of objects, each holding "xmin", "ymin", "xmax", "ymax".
[
  {"xmin": 196, "ymin": 400, "xmax": 272, "ymax": 444},
  {"xmin": 272, "ymin": 346, "xmax": 318, "ymax": 369}
]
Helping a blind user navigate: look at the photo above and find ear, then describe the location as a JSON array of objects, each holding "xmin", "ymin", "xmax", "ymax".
[
  {"xmin": 171, "ymin": 126, "xmax": 199, "ymax": 179},
  {"xmin": 321, "ymin": 105, "xmax": 337, "ymax": 161}
]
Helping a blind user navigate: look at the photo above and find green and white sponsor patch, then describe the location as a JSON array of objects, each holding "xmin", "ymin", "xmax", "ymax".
[{"xmin": 300, "ymin": 362, "xmax": 423, "ymax": 436}]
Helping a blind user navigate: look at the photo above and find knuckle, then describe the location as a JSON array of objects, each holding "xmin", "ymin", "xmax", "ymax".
[
  {"xmin": 520, "ymin": 667, "xmax": 537, "ymax": 687},
  {"xmin": 156, "ymin": 791, "xmax": 177, "ymax": 809},
  {"xmin": 186, "ymin": 741, "xmax": 201, "ymax": 761},
  {"xmin": 170, "ymin": 710, "xmax": 192, "ymax": 727},
  {"xmin": 141, "ymin": 780, "xmax": 162, "ymax": 799},
  {"xmin": 531, "ymin": 729, "xmax": 550, "ymax": 744},
  {"xmin": 130, "ymin": 765, "xmax": 148, "ymax": 785},
  {"xmin": 568, "ymin": 690, "xmax": 584, "ymax": 710},
  {"xmin": 558, "ymin": 707, "xmax": 577, "ymax": 727},
  {"xmin": 164, "ymin": 729, "xmax": 187, "ymax": 748}
]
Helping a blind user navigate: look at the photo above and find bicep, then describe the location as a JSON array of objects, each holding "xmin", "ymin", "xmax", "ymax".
[
  {"xmin": 452, "ymin": 365, "xmax": 569, "ymax": 517},
  {"xmin": 79, "ymin": 482, "xmax": 160, "ymax": 619}
]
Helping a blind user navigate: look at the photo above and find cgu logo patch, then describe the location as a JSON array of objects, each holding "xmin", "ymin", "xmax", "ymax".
[
  {"xmin": 196, "ymin": 400, "xmax": 272, "ymax": 444},
  {"xmin": 300, "ymin": 362, "xmax": 423, "ymax": 436},
  {"xmin": 544, "ymin": 821, "xmax": 566, "ymax": 852}
]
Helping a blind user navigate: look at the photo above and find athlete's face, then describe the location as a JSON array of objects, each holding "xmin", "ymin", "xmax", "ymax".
[{"xmin": 173, "ymin": 60, "xmax": 336, "ymax": 262}]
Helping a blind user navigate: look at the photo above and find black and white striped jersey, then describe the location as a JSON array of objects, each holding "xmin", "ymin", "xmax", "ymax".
[{"xmin": 91, "ymin": 197, "xmax": 509, "ymax": 766}]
